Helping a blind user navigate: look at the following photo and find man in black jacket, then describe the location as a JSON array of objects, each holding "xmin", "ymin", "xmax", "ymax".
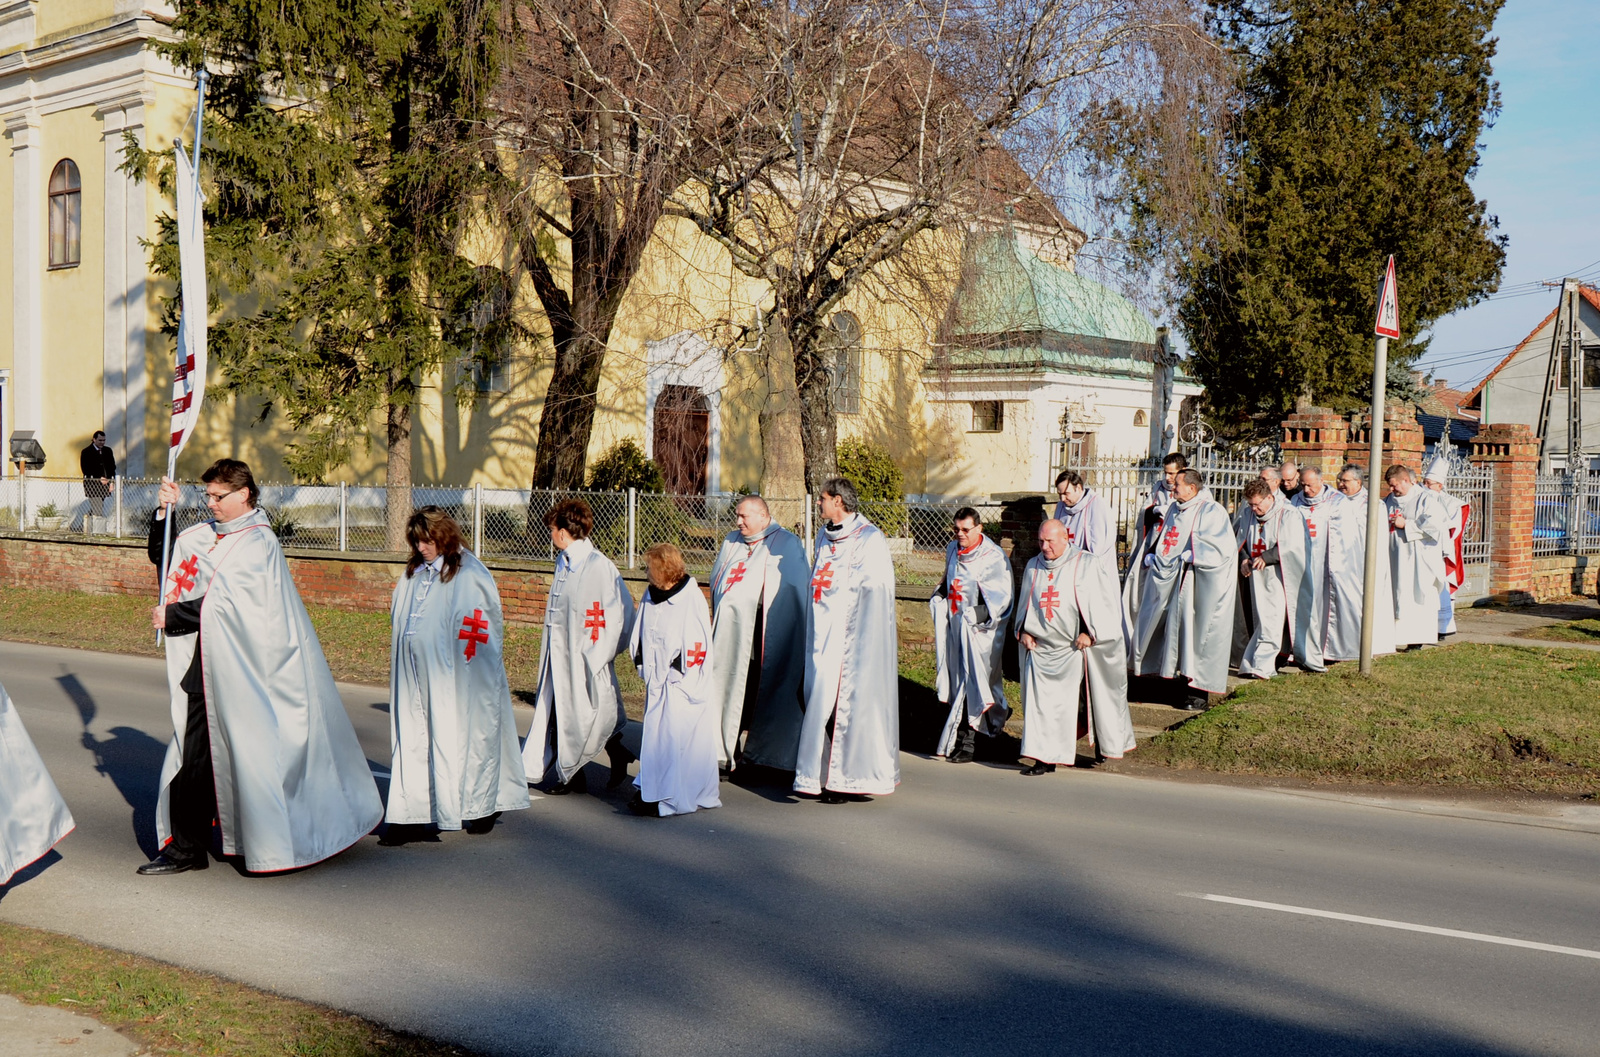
[{"xmin": 80, "ymin": 431, "xmax": 116, "ymax": 527}]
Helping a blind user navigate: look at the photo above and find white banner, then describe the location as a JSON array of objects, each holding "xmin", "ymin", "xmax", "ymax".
[{"xmin": 169, "ymin": 143, "xmax": 208, "ymax": 461}]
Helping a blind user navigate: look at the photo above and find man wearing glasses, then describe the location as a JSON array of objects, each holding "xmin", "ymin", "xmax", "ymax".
[{"xmin": 139, "ymin": 459, "xmax": 382, "ymax": 876}]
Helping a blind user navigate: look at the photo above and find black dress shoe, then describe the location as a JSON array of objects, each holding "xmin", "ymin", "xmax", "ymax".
[
  {"xmin": 463, "ymin": 812, "xmax": 502, "ymax": 835},
  {"xmin": 1020, "ymin": 761, "xmax": 1056, "ymax": 776},
  {"xmin": 136, "ymin": 854, "xmax": 206, "ymax": 876},
  {"xmin": 819, "ymin": 790, "xmax": 849, "ymax": 804},
  {"xmin": 1181, "ymin": 695, "xmax": 1210, "ymax": 712},
  {"xmin": 548, "ymin": 769, "xmax": 588, "ymax": 796},
  {"xmin": 605, "ymin": 733, "xmax": 636, "ymax": 789},
  {"xmin": 378, "ymin": 823, "xmax": 428, "ymax": 846},
  {"xmin": 948, "ymin": 748, "xmax": 976, "ymax": 764},
  {"xmin": 627, "ymin": 795, "xmax": 663, "ymax": 817}
]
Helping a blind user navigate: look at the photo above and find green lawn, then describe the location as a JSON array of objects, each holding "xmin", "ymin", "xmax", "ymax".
[
  {"xmin": 1517, "ymin": 618, "xmax": 1600, "ymax": 645},
  {"xmin": 0, "ymin": 922, "xmax": 484, "ymax": 1057},
  {"xmin": 1140, "ymin": 642, "xmax": 1600, "ymax": 796}
]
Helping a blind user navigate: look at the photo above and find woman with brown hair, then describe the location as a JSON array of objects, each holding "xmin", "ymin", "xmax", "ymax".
[
  {"xmin": 521, "ymin": 498, "xmax": 636, "ymax": 795},
  {"xmin": 382, "ymin": 506, "xmax": 529, "ymax": 844},
  {"xmin": 628, "ymin": 543, "xmax": 719, "ymax": 817}
]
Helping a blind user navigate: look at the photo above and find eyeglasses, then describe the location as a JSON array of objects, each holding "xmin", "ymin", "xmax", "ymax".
[{"xmin": 204, "ymin": 487, "xmax": 243, "ymax": 504}]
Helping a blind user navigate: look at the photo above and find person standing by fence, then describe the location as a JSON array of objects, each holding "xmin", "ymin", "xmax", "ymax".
[
  {"xmin": 1423, "ymin": 459, "xmax": 1470, "ymax": 637},
  {"xmin": 1122, "ymin": 452, "xmax": 1188, "ymax": 641},
  {"xmin": 1384, "ymin": 465, "xmax": 1447, "ymax": 649},
  {"xmin": 1290, "ymin": 466, "xmax": 1340, "ymax": 669},
  {"xmin": 931, "ymin": 507, "xmax": 1013, "ymax": 764},
  {"xmin": 80, "ymin": 430, "xmax": 115, "ymax": 532}
]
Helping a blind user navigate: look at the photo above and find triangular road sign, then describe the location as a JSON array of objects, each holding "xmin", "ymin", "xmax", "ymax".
[{"xmin": 1374, "ymin": 255, "xmax": 1400, "ymax": 339}]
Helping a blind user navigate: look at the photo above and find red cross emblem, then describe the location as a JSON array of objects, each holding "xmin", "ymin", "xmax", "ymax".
[
  {"xmin": 948, "ymin": 578, "xmax": 964, "ymax": 615},
  {"xmin": 811, "ymin": 562, "xmax": 834, "ymax": 601},
  {"xmin": 1308, "ymin": 519, "xmax": 1318, "ymax": 539},
  {"xmin": 1251, "ymin": 536, "xmax": 1267, "ymax": 560},
  {"xmin": 1064, "ymin": 526, "xmax": 1076, "ymax": 544},
  {"xmin": 725, "ymin": 561, "xmax": 747, "ymax": 589},
  {"xmin": 1040, "ymin": 585, "xmax": 1060, "ymax": 621},
  {"xmin": 457, "ymin": 609, "xmax": 490, "ymax": 660},
  {"xmin": 165, "ymin": 555, "xmax": 200, "ymax": 603},
  {"xmin": 1161, "ymin": 526, "xmax": 1182, "ymax": 555},
  {"xmin": 686, "ymin": 641, "xmax": 707, "ymax": 668},
  {"xmin": 584, "ymin": 602, "xmax": 607, "ymax": 643}
]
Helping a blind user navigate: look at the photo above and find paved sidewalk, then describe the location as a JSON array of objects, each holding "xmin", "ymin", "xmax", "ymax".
[
  {"xmin": 1453, "ymin": 598, "xmax": 1600, "ymax": 651},
  {"xmin": 0, "ymin": 995, "xmax": 145, "ymax": 1056}
]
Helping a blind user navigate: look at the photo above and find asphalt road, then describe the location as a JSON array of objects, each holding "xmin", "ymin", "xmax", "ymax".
[{"xmin": 2, "ymin": 639, "xmax": 1598, "ymax": 1057}]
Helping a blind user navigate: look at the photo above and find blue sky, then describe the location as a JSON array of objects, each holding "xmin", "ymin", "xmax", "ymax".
[{"xmin": 1415, "ymin": 0, "xmax": 1600, "ymax": 390}]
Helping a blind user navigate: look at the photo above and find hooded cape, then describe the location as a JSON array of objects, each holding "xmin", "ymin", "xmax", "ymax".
[
  {"xmin": 522, "ymin": 538, "xmax": 636, "ymax": 784},
  {"xmin": 794, "ymin": 514, "xmax": 900, "ymax": 796},
  {"xmin": 1231, "ymin": 497, "xmax": 1310, "ymax": 679},
  {"xmin": 931, "ymin": 534, "xmax": 1014, "ymax": 754},
  {"xmin": 0, "ymin": 680, "xmax": 74, "ymax": 885},
  {"xmin": 708, "ymin": 524, "xmax": 809, "ymax": 770},
  {"xmin": 1385, "ymin": 488, "xmax": 1446, "ymax": 647},
  {"xmin": 159, "ymin": 507, "xmax": 383, "ymax": 872},
  {"xmin": 388, "ymin": 549, "xmax": 531, "ymax": 827},
  {"xmin": 1015, "ymin": 547, "xmax": 1134, "ymax": 765},
  {"xmin": 1132, "ymin": 492, "xmax": 1238, "ymax": 694},
  {"xmin": 630, "ymin": 577, "xmax": 721, "ymax": 816}
]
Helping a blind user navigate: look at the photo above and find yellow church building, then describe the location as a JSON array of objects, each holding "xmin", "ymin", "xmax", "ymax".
[{"xmin": 2, "ymin": 2, "xmax": 1197, "ymax": 500}]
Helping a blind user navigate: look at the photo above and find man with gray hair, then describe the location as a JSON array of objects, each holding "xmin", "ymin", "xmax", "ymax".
[
  {"xmin": 794, "ymin": 477, "xmax": 900, "ymax": 802},
  {"xmin": 1385, "ymin": 464, "xmax": 1446, "ymax": 648},
  {"xmin": 1321, "ymin": 465, "xmax": 1396, "ymax": 661},
  {"xmin": 1258, "ymin": 465, "xmax": 1283, "ymax": 497},
  {"xmin": 707, "ymin": 494, "xmax": 809, "ymax": 781}
]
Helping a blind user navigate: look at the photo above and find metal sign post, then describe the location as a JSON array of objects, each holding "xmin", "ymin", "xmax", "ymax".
[{"xmin": 1360, "ymin": 255, "xmax": 1400, "ymax": 675}]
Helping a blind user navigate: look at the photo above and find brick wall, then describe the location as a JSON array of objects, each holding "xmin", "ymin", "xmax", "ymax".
[{"xmin": 1531, "ymin": 555, "xmax": 1599, "ymax": 603}]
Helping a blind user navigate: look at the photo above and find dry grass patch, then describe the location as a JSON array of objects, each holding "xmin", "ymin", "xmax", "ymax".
[
  {"xmin": 0, "ymin": 922, "xmax": 483, "ymax": 1056},
  {"xmin": 1517, "ymin": 618, "xmax": 1600, "ymax": 645},
  {"xmin": 1141, "ymin": 643, "xmax": 1600, "ymax": 796}
]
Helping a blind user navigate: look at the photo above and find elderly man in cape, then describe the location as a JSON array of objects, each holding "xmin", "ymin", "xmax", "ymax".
[
  {"xmin": 707, "ymin": 494, "xmax": 809, "ymax": 781},
  {"xmin": 1015, "ymin": 520, "xmax": 1134, "ymax": 775},
  {"xmin": 1385, "ymin": 464, "xmax": 1447, "ymax": 649},
  {"xmin": 795, "ymin": 478, "xmax": 900, "ymax": 802},
  {"xmin": 1, "ymin": 679, "xmax": 75, "ymax": 886},
  {"xmin": 141, "ymin": 460, "xmax": 383, "ymax": 876},
  {"xmin": 1132, "ymin": 468, "xmax": 1237, "ymax": 710},
  {"xmin": 1232, "ymin": 478, "xmax": 1309, "ymax": 679},
  {"xmin": 522, "ymin": 499, "xmax": 636, "ymax": 795},
  {"xmin": 931, "ymin": 506, "xmax": 1014, "ymax": 763},
  {"xmin": 1423, "ymin": 459, "xmax": 1470, "ymax": 637},
  {"xmin": 1053, "ymin": 469, "xmax": 1117, "ymax": 576},
  {"xmin": 1289, "ymin": 465, "xmax": 1341, "ymax": 669},
  {"xmin": 1320, "ymin": 465, "xmax": 1397, "ymax": 662},
  {"xmin": 381, "ymin": 507, "xmax": 529, "ymax": 846},
  {"xmin": 1122, "ymin": 451, "xmax": 1189, "ymax": 639}
]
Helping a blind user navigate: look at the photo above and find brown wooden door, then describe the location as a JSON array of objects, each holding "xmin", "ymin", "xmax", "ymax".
[{"xmin": 653, "ymin": 385, "xmax": 710, "ymax": 495}]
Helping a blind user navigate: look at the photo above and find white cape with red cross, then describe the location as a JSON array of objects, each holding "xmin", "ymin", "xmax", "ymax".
[
  {"xmin": 522, "ymin": 538, "xmax": 636, "ymax": 785},
  {"xmin": 628, "ymin": 574, "xmax": 720, "ymax": 816},
  {"xmin": 387, "ymin": 548, "xmax": 530, "ymax": 828}
]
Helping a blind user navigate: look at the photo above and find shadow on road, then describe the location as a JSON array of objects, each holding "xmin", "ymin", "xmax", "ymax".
[
  {"xmin": 0, "ymin": 851, "xmax": 63, "ymax": 903},
  {"xmin": 60, "ymin": 672, "xmax": 167, "ymax": 859}
]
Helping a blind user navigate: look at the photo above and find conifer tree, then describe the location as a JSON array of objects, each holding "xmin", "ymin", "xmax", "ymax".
[
  {"xmin": 1178, "ymin": 0, "xmax": 1507, "ymax": 435},
  {"xmin": 138, "ymin": 0, "xmax": 513, "ymax": 547}
]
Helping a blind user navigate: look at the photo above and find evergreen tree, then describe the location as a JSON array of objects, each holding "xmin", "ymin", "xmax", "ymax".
[
  {"xmin": 1179, "ymin": 0, "xmax": 1507, "ymax": 436},
  {"xmin": 137, "ymin": 0, "xmax": 514, "ymax": 547}
]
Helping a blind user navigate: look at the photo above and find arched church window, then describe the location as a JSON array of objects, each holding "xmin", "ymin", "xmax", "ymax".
[
  {"xmin": 1134, "ymin": 409, "xmax": 1148, "ymax": 427},
  {"xmin": 49, "ymin": 159, "xmax": 82, "ymax": 269},
  {"xmin": 825, "ymin": 311, "xmax": 862, "ymax": 414},
  {"xmin": 453, "ymin": 265, "xmax": 516, "ymax": 392}
]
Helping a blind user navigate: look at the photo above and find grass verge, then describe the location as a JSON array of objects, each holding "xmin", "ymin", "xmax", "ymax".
[
  {"xmin": 1517, "ymin": 618, "xmax": 1600, "ymax": 644},
  {"xmin": 1140, "ymin": 642, "xmax": 1600, "ymax": 796},
  {"xmin": 0, "ymin": 921, "xmax": 482, "ymax": 1056}
]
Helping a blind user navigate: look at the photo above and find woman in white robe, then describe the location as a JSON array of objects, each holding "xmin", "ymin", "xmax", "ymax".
[
  {"xmin": 628, "ymin": 544, "xmax": 720, "ymax": 818},
  {"xmin": 382, "ymin": 507, "xmax": 530, "ymax": 844},
  {"xmin": 1, "ymin": 680, "xmax": 74, "ymax": 886}
]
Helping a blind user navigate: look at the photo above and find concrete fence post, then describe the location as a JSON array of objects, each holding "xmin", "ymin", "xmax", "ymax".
[
  {"xmin": 626, "ymin": 488, "xmax": 637, "ymax": 569},
  {"xmin": 1470, "ymin": 422, "xmax": 1538, "ymax": 604},
  {"xmin": 338, "ymin": 481, "xmax": 348, "ymax": 552},
  {"xmin": 473, "ymin": 483, "xmax": 484, "ymax": 553},
  {"xmin": 114, "ymin": 476, "xmax": 123, "ymax": 538}
]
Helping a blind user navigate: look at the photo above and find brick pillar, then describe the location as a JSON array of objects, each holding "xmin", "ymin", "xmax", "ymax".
[
  {"xmin": 1280, "ymin": 406, "xmax": 1353, "ymax": 476},
  {"xmin": 1347, "ymin": 405, "xmax": 1427, "ymax": 495},
  {"xmin": 1471, "ymin": 422, "xmax": 1537, "ymax": 604}
]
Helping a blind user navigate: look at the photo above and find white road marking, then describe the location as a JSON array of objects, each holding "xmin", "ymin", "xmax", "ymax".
[{"xmin": 1194, "ymin": 894, "xmax": 1600, "ymax": 961}]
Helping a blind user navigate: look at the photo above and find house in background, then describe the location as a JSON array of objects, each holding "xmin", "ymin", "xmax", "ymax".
[
  {"xmin": 1415, "ymin": 376, "xmax": 1479, "ymax": 461},
  {"xmin": 1462, "ymin": 283, "xmax": 1600, "ymax": 471},
  {"xmin": 923, "ymin": 230, "xmax": 1197, "ymax": 495}
]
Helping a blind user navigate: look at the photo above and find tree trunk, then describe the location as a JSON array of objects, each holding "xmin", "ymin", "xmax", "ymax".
[
  {"xmin": 758, "ymin": 329, "xmax": 807, "ymax": 499},
  {"xmin": 791, "ymin": 328, "xmax": 839, "ymax": 495},
  {"xmin": 386, "ymin": 376, "xmax": 412, "ymax": 552},
  {"xmin": 531, "ymin": 330, "xmax": 609, "ymax": 489}
]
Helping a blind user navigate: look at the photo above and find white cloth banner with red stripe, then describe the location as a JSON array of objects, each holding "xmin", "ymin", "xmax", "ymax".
[{"xmin": 169, "ymin": 142, "xmax": 207, "ymax": 461}]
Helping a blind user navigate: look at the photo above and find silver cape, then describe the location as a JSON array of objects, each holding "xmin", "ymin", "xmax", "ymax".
[
  {"xmin": 630, "ymin": 576, "xmax": 721, "ymax": 816},
  {"xmin": 931, "ymin": 534, "xmax": 1014, "ymax": 754},
  {"xmin": 387, "ymin": 549, "xmax": 531, "ymax": 827},
  {"xmin": 708, "ymin": 525, "xmax": 809, "ymax": 770},
  {"xmin": 0, "ymin": 680, "xmax": 74, "ymax": 885},
  {"xmin": 1132, "ymin": 494, "xmax": 1238, "ymax": 694},
  {"xmin": 794, "ymin": 514, "xmax": 901, "ymax": 796}
]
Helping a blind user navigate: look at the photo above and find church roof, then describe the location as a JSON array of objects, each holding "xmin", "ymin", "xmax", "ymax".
[{"xmin": 933, "ymin": 230, "xmax": 1173, "ymax": 381}]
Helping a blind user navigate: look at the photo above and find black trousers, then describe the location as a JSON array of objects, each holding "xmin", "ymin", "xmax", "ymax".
[{"xmin": 165, "ymin": 690, "xmax": 217, "ymax": 864}]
